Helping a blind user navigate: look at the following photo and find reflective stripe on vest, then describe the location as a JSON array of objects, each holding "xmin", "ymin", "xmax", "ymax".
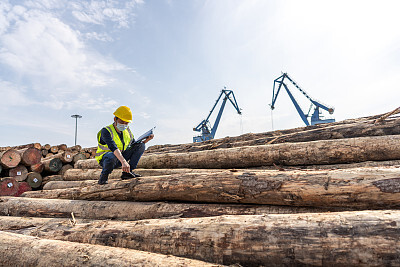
[{"xmin": 95, "ymin": 124, "xmax": 134, "ymax": 163}]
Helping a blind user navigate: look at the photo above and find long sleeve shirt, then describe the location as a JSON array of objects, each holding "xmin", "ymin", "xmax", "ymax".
[{"xmin": 98, "ymin": 126, "xmax": 125, "ymax": 152}]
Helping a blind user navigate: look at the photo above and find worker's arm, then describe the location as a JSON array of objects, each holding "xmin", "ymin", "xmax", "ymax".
[
  {"xmin": 113, "ymin": 149, "xmax": 130, "ymax": 172},
  {"xmin": 100, "ymin": 128, "xmax": 130, "ymax": 172},
  {"xmin": 143, "ymin": 134, "xmax": 154, "ymax": 144}
]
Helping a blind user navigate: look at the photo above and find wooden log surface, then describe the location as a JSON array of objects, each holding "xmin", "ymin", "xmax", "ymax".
[
  {"xmin": 8, "ymin": 164, "xmax": 28, "ymax": 181},
  {"xmin": 147, "ymin": 117, "xmax": 400, "ymax": 154},
  {"xmin": 26, "ymin": 172, "xmax": 42, "ymax": 189},
  {"xmin": 1, "ymin": 210, "xmax": 400, "ymax": 266},
  {"xmin": 17, "ymin": 147, "xmax": 42, "ymax": 166},
  {"xmin": 73, "ymin": 152, "xmax": 86, "ymax": 164},
  {"xmin": 64, "ymin": 168, "xmax": 231, "ymax": 180},
  {"xmin": 0, "ymin": 178, "xmax": 19, "ymax": 196},
  {"xmin": 30, "ymin": 162, "xmax": 44, "ymax": 173},
  {"xmin": 139, "ymin": 135, "xmax": 400, "ymax": 169},
  {"xmin": 21, "ymin": 167, "xmax": 400, "ymax": 209},
  {"xmin": 58, "ymin": 163, "xmax": 73, "ymax": 176},
  {"xmin": 0, "ymin": 231, "xmax": 219, "ymax": 267},
  {"xmin": 41, "ymin": 175, "xmax": 63, "ymax": 186},
  {"xmin": 42, "ymin": 157, "xmax": 63, "ymax": 173},
  {"xmin": 45, "ymin": 151, "xmax": 73, "ymax": 163},
  {"xmin": 0, "ymin": 149, "xmax": 21, "ymax": 169},
  {"xmin": 0, "ymin": 197, "xmax": 351, "ymax": 221}
]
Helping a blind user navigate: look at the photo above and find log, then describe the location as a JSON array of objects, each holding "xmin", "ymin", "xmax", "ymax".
[
  {"xmin": 58, "ymin": 164, "xmax": 73, "ymax": 176},
  {"xmin": 21, "ymin": 167, "xmax": 400, "ymax": 209},
  {"xmin": 41, "ymin": 149, "xmax": 48, "ymax": 156},
  {"xmin": 14, "ymin": 182, "xmax": 31, "ymax": 197},
  {"xmin": 1, "ymin": 211, "xmax": 400, "ymax": 266},
  {"xmin": 42, "ymin": 144, "xmax": 51, "ymax": 150},
  {"xmin": 63, "ymin": 168, "xmax": 228, "ymax": 181},
  {"xmin": 8, "ymin": 164, "xmax": 28, "ymax": 181},
  {"xmin": 45, "ymin": 152, "xmax": 54, "ymax": 158},
  {"xmin": 42, "ymin": 158, "xmax": 62, "ymax": 173},
  {"xmin": 0, "ymin": 178, "xmax": 19, "ymax": 196},
  {"xmin": 30, "ymin": 162, "xmax": 44, "ymax": 173},
  {"xmin": 10, "ymin": 143, "xmax": 41, "ymax": 150},
  {"xmin": 45, "ymin": 151, "xmax": 73, "ymax": 163},
  {"xmin": 0, "ymin": 197, "xmax": 350, "ymax": 221},
  {"xmin": 146, "ymin": 114, "xmax": 388, "ymax": 154},
  {"xmin": 0, "ymin": 149, "xmax": 21, "ymax": 169},
  {"xmin": 0, "ymin": 231, "xmax": 216, "ymax": 267},
  {"xmin": 57, "ymin": 143, "xmax": 68, "ymax": 151},
  {"xmin": 70, "ymin": 144, "xmax": 82, "ymax": 152},
  {"xmin": 17, "ymin": 147, "xmax": 41, "ymax": 166},
  {"xmin": 41, "ymin": 175, "xmax": 63, "ymax": 186},
  {"xmin": 73, "ymin": 153, "xmax": 86, "ymax": 164},
  {"xmin": 138, "ymin": 135, "xmax": 400, "ymax": 169},
  {"xmin": 26, "ymin": 172, "xmax": 42, "ymax": 189},
  {"xmin": 43, "ymin": 180, "xmax": 97, "ymax": 190},
  {"xmin": 49, "ymin": 145, "xmax": 58, "ymax": 154},
  {"xmin": 74, "ymin": 158, "xmax": 100, "ymax": 169}
]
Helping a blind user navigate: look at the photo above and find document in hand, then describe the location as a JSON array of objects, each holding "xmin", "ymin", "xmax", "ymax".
[{"xmin": 135, "ymin": 127, "xmax": 155, "ymax": 144}]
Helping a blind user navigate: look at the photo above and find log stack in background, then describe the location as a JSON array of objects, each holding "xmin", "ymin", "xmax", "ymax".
[{"xmin": 2, "ymin": 110, "xmax": 400, "ymax": 266}]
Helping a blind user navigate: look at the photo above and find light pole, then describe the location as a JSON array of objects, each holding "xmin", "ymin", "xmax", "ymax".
[{"xmin": 71, "ymin": 114, "xmax": 82, "ymax": 146}]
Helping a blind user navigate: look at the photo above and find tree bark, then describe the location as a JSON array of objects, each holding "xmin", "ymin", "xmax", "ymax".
[
  {"xmin": 8, "ymin": 164, "xmax": 28, "ymax": 181},
  {"xmin": 26, "ymin": 172, "xmax": 42, "ymax": 189},
  {"xmin": 21, "ymin": 168, "xmax": 400, "ymax": 209},
  {"xmin": 41, "ymin": 175, "xmax": 63, "ymax": 186},
  {"xmin": 58, "ymin": 163, "xmax": 73, "ymax": 176},
  {"xmin": 63, "ymin": 168, "xmax": 228, "ymax": 180},
  {"xmin": 0, "ymin": 231, "xmax": 217, "ymax": 267},
  {"xmin": 45, "ymin": 151, "xmax": 74, "ymax": 163},
  {"xmin": 0, "ymin": 149, "xmax": 21, "ymax": 169},
  {"xmin": 42, "ymin": 158, "xmax": 63, "ymax": 173},
  {"xmin": 73, "ymin": 153, "xmax": 86, "ymax": 164},
  {"xmin": 1, "ymin": 211, "xmax": 400, "ymax": 266},
  {"xmin": 146, "ymin": 114, "xmax": 387, "ymax": 154},
  {"xmin": 0, "ymin": 196, "xmax": 349, "ymax": 221},
  {"xmin": 139, "ymin": 135, "xmax": 400, "ymax": 169},
  {"xmin": 17, "ymin": 147, "xmax": 42, "ymax": 166}
]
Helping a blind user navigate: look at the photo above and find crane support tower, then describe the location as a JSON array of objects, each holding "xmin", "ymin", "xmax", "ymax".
[
  {"xmin": 270, "ymin": 72, "xmax": 335, "ymax": 126},
  {"xmin": 193, "ymin": 88, "xmax": 242, "ymax": 143}
]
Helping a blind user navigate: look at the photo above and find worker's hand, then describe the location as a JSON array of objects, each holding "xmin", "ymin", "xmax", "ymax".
[
  {"xmin": 121, "ymin": 160, "xmax": 130, "ymax": 173},
  {"xmin": 144, "ymin": 134, "xmax": 154, "ymax": 143}
]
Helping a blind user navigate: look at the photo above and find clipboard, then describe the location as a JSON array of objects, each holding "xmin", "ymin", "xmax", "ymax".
[{"xmin": 134, "ymin": 127, "xmax": 155, "ymax": 144}]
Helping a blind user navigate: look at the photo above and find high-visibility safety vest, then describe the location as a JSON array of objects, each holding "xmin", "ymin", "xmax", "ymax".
[{"xmin": 95, "ymin": 124, "xmax": 134, "ymax": 163}]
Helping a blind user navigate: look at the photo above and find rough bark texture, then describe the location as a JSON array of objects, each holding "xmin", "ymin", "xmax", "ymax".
[
  {"xmin": 21, "ymin": 167, "xmax": 400, "ymax": 209},
  {"xmin": 139, "ymin": 135, "xmax": 400, "ymax": 169},
  {"xmin": 0, "ymin": 149, "xmax": 21, "ymax": 169},
  {"xmin": 147, "ymin": 117, "xmax": 400, "ymax": 154},
  {"xmin": 1, "ymin": 211, "xmax": 400, "ymax": 266},
  {"xmin": 0, "ymin": 231, "xmax": 219, "ymax": 267},
  {"xmin": 74, "ymin": 158, "xmax": 101, "ymax": 169},
  {"xmin": 64, "ymin": 168, "xmax": 228, "ymax": 180},
  {"xmin": 0, "ymin": 197, "xmax": 351, "ymax": 221},
  {"xmin": 59, "ymin": 163, "xmax": 73, "ymax": 176},
  {"xmin": 45, "ymin": 151, "xmax": 74, "ymax": 163}
]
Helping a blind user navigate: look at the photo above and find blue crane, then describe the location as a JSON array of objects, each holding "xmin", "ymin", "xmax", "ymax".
[
  {"xmin": 193, "ymin": 88, "xmax": 242, "ymax": 143},
  {"xmin": 270, "ymin": 73, "xmax": 335, "ymax": 126}
]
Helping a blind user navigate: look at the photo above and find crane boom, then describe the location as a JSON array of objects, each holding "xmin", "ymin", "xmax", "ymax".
[
  {"xmin": 270, "ymin": 73, "xmax": 335, "ymax": 126},
  {"xmin": 193, "ymin": 88, "xmax": 242, "ymax": 142}
]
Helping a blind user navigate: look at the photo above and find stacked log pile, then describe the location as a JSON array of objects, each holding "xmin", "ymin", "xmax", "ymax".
[
  {"xmin": 1, "ymin": 109, "xmax": 400, "ymax": 266},
  {"xmin": 0, "ymin": 143, "xmax": 97, "ymax": 193}
]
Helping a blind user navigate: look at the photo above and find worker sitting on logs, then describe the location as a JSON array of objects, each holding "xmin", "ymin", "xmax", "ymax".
[{"xmin": 95, "ymin": 106, "xmax": 154, "ymax": 185}]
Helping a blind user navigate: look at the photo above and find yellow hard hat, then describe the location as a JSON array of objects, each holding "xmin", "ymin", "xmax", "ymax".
[{"xmin": 113, "ymin": 106, "xmax": 132, "ymax": 122}]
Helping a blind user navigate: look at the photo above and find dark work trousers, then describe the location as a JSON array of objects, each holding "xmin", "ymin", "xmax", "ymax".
[{"xmin": 100, "ymin": 142, "xmax": 146, "ymax": 177}]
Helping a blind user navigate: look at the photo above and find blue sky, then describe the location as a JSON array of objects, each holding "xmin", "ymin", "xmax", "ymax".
[{"xmin": 1, "ymin": 0, "xmax": 400, "ymax": 148}]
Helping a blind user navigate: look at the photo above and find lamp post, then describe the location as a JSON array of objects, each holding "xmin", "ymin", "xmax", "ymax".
[{"xmin": 71, "ymin": 114, "xmax": 82, "ymax": 146}]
